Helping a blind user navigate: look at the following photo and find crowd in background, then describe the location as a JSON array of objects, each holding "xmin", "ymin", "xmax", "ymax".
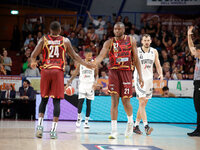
[{"xmin": 1, "ymin": 12, "xmax": 200, "ymax": 80}]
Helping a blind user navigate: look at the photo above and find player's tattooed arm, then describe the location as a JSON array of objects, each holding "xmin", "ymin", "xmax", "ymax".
[
  {"xmin": 31, "ymin": 37, "xmax": 44, "ymax": 68},
  {"xmin": 67, "ymin": 63, "xmax": 80, "ymax": 86},
  {"xmin": 64, "ymin": 38, "xmax": 96, "ymax": 69},
  {"xmin": 154, "ymin": 49, "xmax": 163, "ymax": 81},
  {"xmin": 132, "ymin": 38, "xmax": 144, "ymax": 88},
  {"xmin": 187, "ymin": 26, "xmax": 200, "ymax": 58},
  {"xmin": 95, "ymin": 40, "xmax": 110, "ymax": 65}
]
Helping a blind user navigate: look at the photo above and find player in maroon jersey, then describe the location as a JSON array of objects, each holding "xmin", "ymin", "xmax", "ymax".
[
  {"xmin": 31, "ymin": 21, "xmax": 95, "ymax": 139},
  {"xmin": 95, "ymin": 22, "xmax": 143, "ymax": 139}
]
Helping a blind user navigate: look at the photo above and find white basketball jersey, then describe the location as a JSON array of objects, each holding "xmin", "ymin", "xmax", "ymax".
[
  {"xmin": 134, "ymin": 47, "xmax": 155, "ymax": 80},
  {"xmin": 79, "ymin": 63, "xmax": 95, "ymax": 83}
]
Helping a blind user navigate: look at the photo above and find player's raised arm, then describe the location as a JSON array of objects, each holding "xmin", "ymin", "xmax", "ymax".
[
  {"xmin": 67, "ymin": 63, "xmax": 80, "ymax": 86},
  {"xmin": 188, "ymin": 26, "xmax": 198, "ymax": 57},
  {"xmin": 95, "ymin": 40, "xmax": 110, "ymax": 65},
  {"xmin": 132, "ymin": 38, "xmax": 144, "ymax": 87},
  {"xmin": 154, "ymin": 49, "xmax": 163, "ymax": 81},
  {"xmin": 64, "ymin": 38, "xmax": 95, "ymax": 69},
  {"xmin": 30, "ymin": 37, "xmax": 44, "ymax": 68}
]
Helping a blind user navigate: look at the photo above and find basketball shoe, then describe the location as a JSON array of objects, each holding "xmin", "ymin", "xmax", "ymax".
[
  {"xmin": 36, "ymin": 125, "xmax": 43, "ymax": 138},
  {"xmin": 125, "ymin": 122, "xmax": 133, "ymax": 138}
]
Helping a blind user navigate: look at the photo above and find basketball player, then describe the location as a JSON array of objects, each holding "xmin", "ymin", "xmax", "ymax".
[
  {"xmin": 187, "ymin": 26, "xmax": 200, "ymax": 136},
  {"xmin": 95, "ymin": 22, "xmax": 144, "ymax": 139},
  {"xmin": 31, "ymin": 21, "xmax": 95, "ymax": 139},
  {"xmin": 133, "ymin": 34, "xmax": 163, "ymax": 135},
  {"xmin": 67, "ymin": 49, "xmax": 98, "ymax": 129}
]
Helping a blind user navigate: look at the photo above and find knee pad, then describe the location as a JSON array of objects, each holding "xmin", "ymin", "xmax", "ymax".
[
  {"xmin": 53, "ymin": 99, "xmax": 60, "ymax": 117},
  {"xmin": 39, "ymin": 98, "xmax": 48, "ymax": 114}
]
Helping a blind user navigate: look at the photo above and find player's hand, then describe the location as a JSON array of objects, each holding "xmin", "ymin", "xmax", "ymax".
[
  {"xmin": 86, "ymin": 60, "xmax": 97, "ymax": 69},
  {"xmin": 159, "ymin": 74, "xmax": 163, "ymax": 82},
  {"xmin": 139, "ymin": 77, "xmax": 144, "ymax": 88},
  {"xmin": 66, "ymin": 80, "xmax": 72, "ymax": 88},
  {"xmin": 188, "ymin": 26, "xmax": 194, "ymax": 35},
  {"xmin": 31, "ymin": 61, "xmax": 38, "ymax": 69}
]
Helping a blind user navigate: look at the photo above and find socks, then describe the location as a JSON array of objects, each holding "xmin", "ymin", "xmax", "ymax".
[
  {"xmin": 143, "ymin": 120, "xmax": 148, "ymax": 127},
  {"xmin": 85, "ymin": 117, "xmax": 89, "ymax": 123},
  {"xmin": 78, "ymin": 113, "xmax": 81, "ymax": 119},
  {"xmin": 135, "ymin": 120, "xmax": 140, "ymax": 126},
  {"xmin": 38, "ymin": 117, "xmax": 43, "ymax": 126},
  {"xmin": 127, "ymin": 114, "xmax": 133, "ymax": 124},
  {"xmin": 111, "ymin": 120, "xmax": 117, "ymax": 131},
  {"xmin": 51, "ymin": 122, "xmax": 58, "ymax": 132}
]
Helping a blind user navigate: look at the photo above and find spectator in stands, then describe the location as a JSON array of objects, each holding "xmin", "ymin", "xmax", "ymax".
[
  {"xmin": 130, "ymin": 29, "xmax": 140, "ymax": 45},
  {"xmin": 64, "ymin": 60, "xmax": 70, "ymax": 77},
  {"xmin": 34, "ymin": 19, "xmax": 44, "ymax": 35},
  {"xmin": 162, "ymin": 32, "xmax": 179, "ymax": 55},
  {"xmin": 22, "ymin": 18, "xmax": 33, "ymax": 41},
  {"xmin": 24, "ymin": 33, "xmax": 34, "ymax": 47},
  {"xmin": 2, "ymin": 49, "xmax": 12, "ymax": 75},
  {"xmin": 123, "ymin": 16, "xmax": 132, "ymax": 34},
  {"xmin": 160, "ymin": 50, "xmax": 172, "ymax": 66},
  {"xmin": 28, "ymin": 40, "xmax": 36, "ymax": 52},
  {"xmin": 37, "ymin": 31, "xmax": 43, "ymax": 43},
  {"xmin": 24, "ymin": 62, "xmax": 40, "ymax": 77},
  {"xmin": 0, "ymin": 56, "xmax": 6, "ymax": 75},
  {"xmin": 22, "ymin": 57, "xmax": 31, "ymax": 73},
  {"xmin": 68, "ymin": 31, "xmax": 79, "ymax": 48},
  {"xmin": 100, "ymin": 70, "xmax": 108, "ymax": 79},
  {"xmin": 161, "ymin": 86, "xmax": 176, "ymax": 97},
  {"xmin": 1, "ymin": 83, "xmax": 16, "ymax": 99},
  {"xmin": 87, "ymin": 11, "xmax": 105, "ymax": 40},
  {"xmin": 19, "ymin": 79, "xmax": 35, "ymax": 99},
  {"xmin": 146, "ymin": 19, "xmax": 156, "ymax": 38}
]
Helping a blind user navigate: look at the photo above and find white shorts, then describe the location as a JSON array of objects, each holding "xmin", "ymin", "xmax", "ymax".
[
  {"xmin": 78, "ymin": 82, "xmax": 94, "ymax": 100},
  {"xmin": 135, "ymin": 78, "xmax": 153, "ymax": 99}
]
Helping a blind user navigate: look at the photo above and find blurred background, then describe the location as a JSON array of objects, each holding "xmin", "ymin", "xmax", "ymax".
[{"xmin": 0, "ymin": 0, "xmax": 200, "ymax": 122}]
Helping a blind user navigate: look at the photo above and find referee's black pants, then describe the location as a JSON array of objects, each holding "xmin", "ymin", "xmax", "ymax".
[{"xmin": 193, "ymin": 80, "xmax": 200, "ymax": 130}]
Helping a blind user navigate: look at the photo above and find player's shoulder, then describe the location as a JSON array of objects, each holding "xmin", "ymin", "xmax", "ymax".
[{"xmin": 150, "ymin": 47, "xmax": 158, "ymax": 53}]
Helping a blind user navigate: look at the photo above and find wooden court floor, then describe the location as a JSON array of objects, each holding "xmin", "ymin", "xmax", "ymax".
[{"xmin": 0, "ymin": 120, "xmax": 200, "ymax": 150}]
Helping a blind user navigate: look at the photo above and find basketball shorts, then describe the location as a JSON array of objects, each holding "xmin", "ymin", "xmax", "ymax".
[
  {"xmin": 40, "ymin": 69, "xmax": 64, "ymax": 99},
  {"xmin": 135, "ymin": 77, "xmax": 153, "ymax": 99},
  {"xmin": 108, "ymin": 69, "xmax": 133, "ymax": 98},
  {"xmin": 78, "ymin": 82, "xmax": 94, "ymax": 100}
]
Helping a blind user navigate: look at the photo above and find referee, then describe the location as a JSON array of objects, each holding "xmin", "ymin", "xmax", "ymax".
[{"xmin": 187, "ymin": 26, "xmax": 200, "ymax": 136}]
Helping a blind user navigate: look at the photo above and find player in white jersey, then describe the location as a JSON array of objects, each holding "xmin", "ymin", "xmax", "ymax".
[
  {"xmin": 67, "ymin": 49, "xmax": 98, "ymax": 128},
  {"xmin": 133, "ymin": 34, "xmax": 163, "ymax": 135}
]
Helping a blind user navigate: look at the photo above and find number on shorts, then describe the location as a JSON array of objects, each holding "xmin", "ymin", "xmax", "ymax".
[
  {"xmin": 124, "ymin": 88, "xmax": 129, "ymax": 94},
  {"xmin": 49, "ymin": 46, "xmax": 59, "ymax": 58}
]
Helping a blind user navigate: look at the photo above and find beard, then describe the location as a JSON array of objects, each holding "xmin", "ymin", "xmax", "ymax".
[{"xmin": 144, "ymin": 44, "xmax": 150, "ymax": 48}]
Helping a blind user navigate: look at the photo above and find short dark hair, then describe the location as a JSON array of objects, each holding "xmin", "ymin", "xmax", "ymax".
[
  {"xmin": 85, "ymin": 48, "xmax": 92, "ymax": 53},
  {"xmin": 162, "ymin": 86, "xmax": 169, "ymax": 92},
  {"xmin": 23, "ymin": 79, "xmax": 30, "ymax": 85},
  {"xmin": 50, "ymin": 21, "xmax": 61, "ymax": 32},
  {"xmin": 141, "ymin": 34, "xmax": 151, "ymax": 40}
]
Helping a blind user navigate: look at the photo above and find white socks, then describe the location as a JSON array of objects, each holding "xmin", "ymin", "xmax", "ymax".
[
  {"xmin": 143, "ymin": 120, "xmax": 148, "ymax": 127},
  {"xmin": 127, "ymin": 114, "xmax": 133, "ymax": 124},
  {"xmin": 85, "ymin": 117, "xmax": 89, "ymax": 123},
  {"xmin": 111, "ymin": 120, "xmax": 117, "ymax": 131},
  {"xmin": 38, "ymin": 117, "xmax": 43, "ymax": 126},
  {"xmin": 135, "ymin": 120, "xmax": 140, "ymax": 126},
  {"xmin": 78, "ymin": 113, "xmax": 81, "ymax": 119},
  {"xmin": 51, "ymin": 122, "xmax": 58, "ymax": 132}
]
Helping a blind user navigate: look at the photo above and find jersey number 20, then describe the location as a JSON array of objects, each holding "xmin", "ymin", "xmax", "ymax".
[{"xmin": 49, "ymin": 46, "xmax": 59, "ymax": 58}]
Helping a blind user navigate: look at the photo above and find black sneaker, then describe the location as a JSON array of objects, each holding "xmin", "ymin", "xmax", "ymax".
[
  {"xmin": 145, "ymin": 125, "xmax": 153, "ymax": 136},
  {"xmin": 187, "ymin": 128, "xmax": 200, "ymax": 136},
  {"xmin": 133, "ymin": 125, "xmax": 143, "ymax": 134}
]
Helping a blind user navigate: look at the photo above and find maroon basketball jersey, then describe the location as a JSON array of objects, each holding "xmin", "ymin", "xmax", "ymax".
[
  {"xmin": 108, "ymin": 35, "xmax": 134, "ymax": 70},
  {"xmin": 40, "ymin": 35, "xmax": 66, "ymax": 71}
]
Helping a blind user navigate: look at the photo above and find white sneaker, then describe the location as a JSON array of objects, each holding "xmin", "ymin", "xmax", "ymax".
[
  {"xmin": 125, "ymin": 122, "xmax": 133, "ymax": 138},
  {"xmin": 76, "ymin": 117, "xmax": 82, "ymax": 127},
  {"xmin": 108, "ymin": 130, "xmax": 118, "ymax": 139},
  {"xmin": 84, "ymin": 122, "xmax": 90, "ymax": 129}
]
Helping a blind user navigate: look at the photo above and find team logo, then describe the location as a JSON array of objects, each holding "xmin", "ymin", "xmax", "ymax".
[
  {"xmin": 140, "ymin": 54, "xmax": 143, "ymax": 59},
  {"xmin": 113, "ymin": 43, "xmax": 119, "ymax": 52}
]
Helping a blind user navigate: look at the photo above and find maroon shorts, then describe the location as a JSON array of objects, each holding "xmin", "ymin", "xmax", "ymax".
[
  {"xmin": 108, "ymin": 69, "xmax": 133, "ymax": 98},
  {"xmin": 40, "ymin": 69, "xmax": 64, "ymax": 99}
]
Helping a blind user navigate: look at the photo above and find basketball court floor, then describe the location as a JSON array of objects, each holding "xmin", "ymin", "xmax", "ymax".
[{"xmin": 0, "ymin": 120, "xmax": 199, "ymax": 150}]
